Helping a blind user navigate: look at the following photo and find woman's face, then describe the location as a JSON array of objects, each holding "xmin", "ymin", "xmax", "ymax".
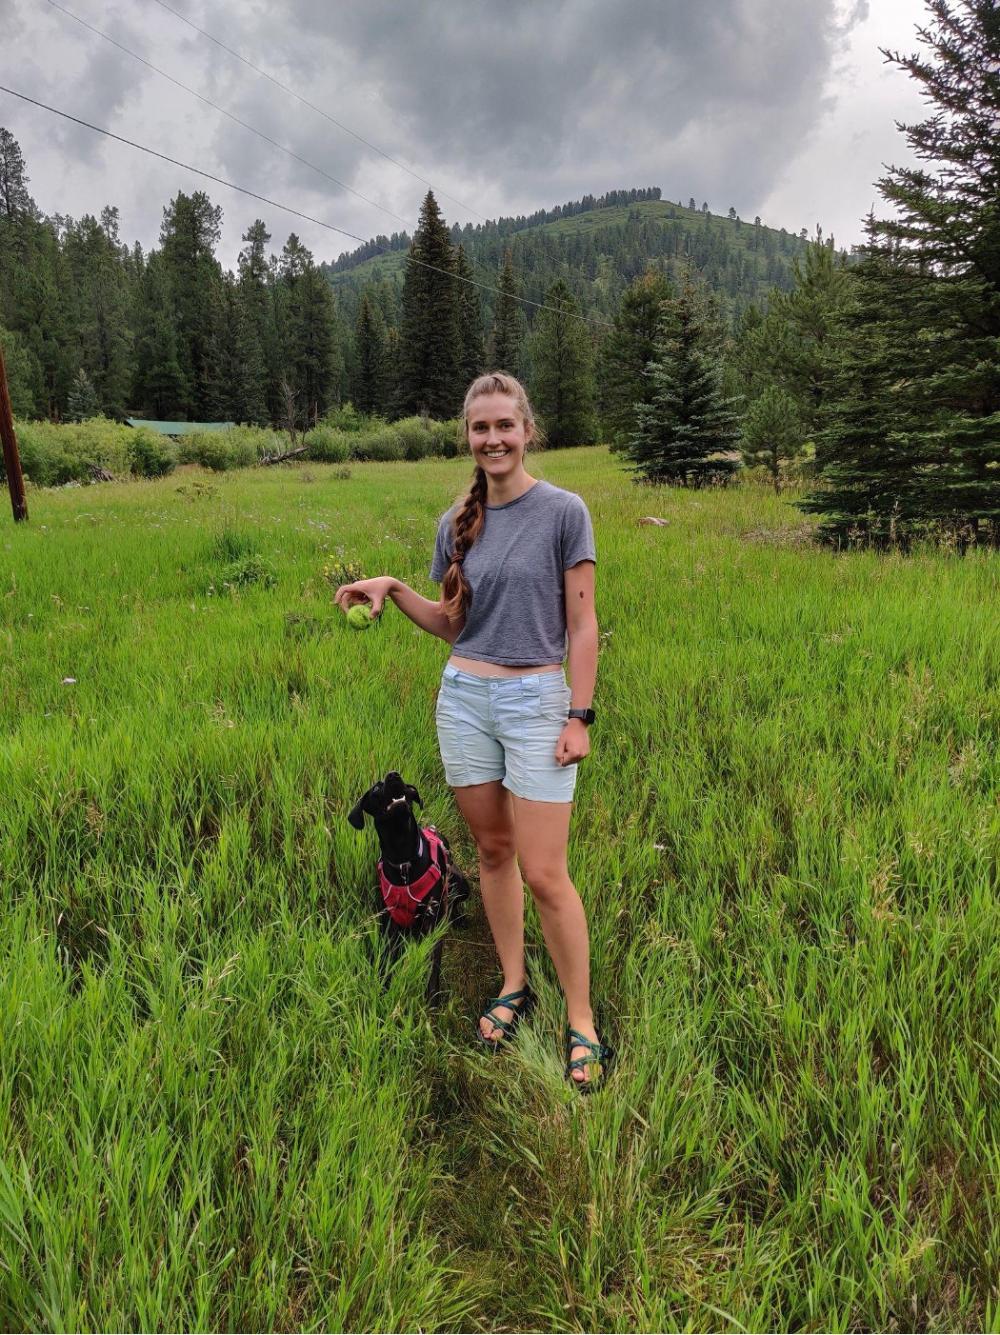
[{"xmin": 466, "ymin": 392, "xmax": 532, "ymax": 477}]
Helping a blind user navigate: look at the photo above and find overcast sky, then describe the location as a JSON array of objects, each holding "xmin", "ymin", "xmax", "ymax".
[{"xmin": 2, "ymin": 0, "xmax": 931, "ymax": 271}]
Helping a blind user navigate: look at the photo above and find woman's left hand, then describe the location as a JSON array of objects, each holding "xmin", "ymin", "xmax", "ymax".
[{"xmin": 555, "ymin": 719, "xmax": 590, "ymax": 767}]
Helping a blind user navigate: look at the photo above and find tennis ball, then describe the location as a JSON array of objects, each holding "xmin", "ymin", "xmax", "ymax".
[{"xmin": 347, "ymin": 602, "xmax": 375, "ymax": 630}]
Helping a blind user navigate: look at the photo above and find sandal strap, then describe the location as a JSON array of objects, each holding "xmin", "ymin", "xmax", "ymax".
[
  {"xmin": 482, "ymin": 1010, "xmax": 516, "ymax": 1036},
  {"xmin": 567, "ymin": 1052, "xmax": 610, "ymax": 1073},
  {"xmin": 481, "ymin": 988, "xmax": 531, "ymax": 1036},
  {"xmin": 567, "ymin": 1028, "xmax": 606, "ymax": 1055},
  {"xmin": 566, "ymin": 1029, "xmax": 612, "ymax": 1074}
]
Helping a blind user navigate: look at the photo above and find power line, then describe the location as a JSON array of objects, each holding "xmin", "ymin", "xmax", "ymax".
[
  {"xmin": 1, "ymin": 85, "xmax": 367, "ymax": 244},
  {"xmin": 0, "ymin": 85, "xmax": 615, "ymax": 329},
  {"xmin": 44, "ymin": 0, "xmax": 413, "ymax": 230},
  {"xmin": 147, "ymin": 0, "xmax": 491, "ymax": 226}
]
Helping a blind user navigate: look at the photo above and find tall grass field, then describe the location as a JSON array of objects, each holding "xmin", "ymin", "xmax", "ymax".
[{"xmin": 1, "ymin": 448, "xmax": 998, "ymax": 1332}]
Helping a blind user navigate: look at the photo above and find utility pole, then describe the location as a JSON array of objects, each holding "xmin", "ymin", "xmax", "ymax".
[{"xmin": 0, "ymin": 342, "xmax": 28, "ymax": 522}]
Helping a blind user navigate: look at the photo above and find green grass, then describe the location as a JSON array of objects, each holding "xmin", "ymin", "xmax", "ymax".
[{"xmin": 1, "ymin": 450, "xmax": 998, "ymax": 1331}]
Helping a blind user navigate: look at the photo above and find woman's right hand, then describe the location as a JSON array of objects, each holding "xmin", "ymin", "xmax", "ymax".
[{"xmin": 333, "ymin": 576, "xmax": 396, "ymax": 619}]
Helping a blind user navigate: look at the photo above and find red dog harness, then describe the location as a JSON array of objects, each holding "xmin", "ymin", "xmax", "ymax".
[{"xmin": 378, "ymin": 825, "xmax": 449, "ymax": 929}]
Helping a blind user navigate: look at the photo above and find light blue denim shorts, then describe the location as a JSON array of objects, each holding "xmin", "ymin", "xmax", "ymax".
[{"xmin": 434, "ymin": 664, "xmax": 578, "ymax": 803}]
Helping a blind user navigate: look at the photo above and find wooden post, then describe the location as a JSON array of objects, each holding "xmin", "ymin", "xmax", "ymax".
[{"xmin": 0, "ymin": 342, "xmax": 28, "ymax": 522}]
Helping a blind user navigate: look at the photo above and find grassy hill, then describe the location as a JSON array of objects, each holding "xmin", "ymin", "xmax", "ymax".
[
  {"xmin": 1, "ymin": 450, "xmax": 995, "ymax": 1330},
  {"xmin": 323, "ymin": 195, "xmax": 829, "ymax": 331}
]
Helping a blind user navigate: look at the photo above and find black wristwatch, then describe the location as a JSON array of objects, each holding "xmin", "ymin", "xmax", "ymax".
[{"xmin": 568, "ymin": 707, "xmax": 596, "ymax": 726}]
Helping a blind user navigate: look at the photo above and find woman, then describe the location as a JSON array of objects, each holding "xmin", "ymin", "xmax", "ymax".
[{"xmin": 334, "ymin": 372, "xmax": 613, "ymax": 1092}]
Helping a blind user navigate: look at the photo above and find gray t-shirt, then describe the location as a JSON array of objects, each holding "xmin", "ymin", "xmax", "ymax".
[{"xmin": 429, "ymin": 479, "xmax": 596, "ymax": 666}]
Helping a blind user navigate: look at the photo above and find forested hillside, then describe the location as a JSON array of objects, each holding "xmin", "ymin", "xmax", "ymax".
[
  {"xmin": 323, "ymin": 189, "xmax": 822, "ymax": 334},
  {"xmin": 0, "ymin": 126, "xmax": 826, "ymax": 427}
]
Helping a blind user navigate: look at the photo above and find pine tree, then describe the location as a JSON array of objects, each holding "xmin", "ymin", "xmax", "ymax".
[
  {"xmin": 741, "ymin": 384, "xmax": 806, "ymax": 491},
  {"xmin": 801, "ymin": 0, "xmax": 1000, "ymax": 546},
  {"xmin": 528, "ymin": 280, "xmax": 598, "ymax": 447},
  {"xmin": 396, "ymin": 191, "xmax": 461, "ymax": 417},
  {"xmin": 222, "ymin": 281, "xmax": 268, "ymax": 424},
  {"xmin": 599, "ymin": 268, "xmax": 672, "ymax": 446},
  {"xmin": 133, "ymin": 252, "xmax": 188, "ymax": 418},
  {"xmin": 798, "ymin": 245, "xmax": 933, "ymax": 545},
  {"xmin": 66, "ymin": 367, "xmax": 100, "ymax": 421},
  {"xmin": 454, "ymin": 244, "xmax": 484, "ymax": 389},
  {"xmin": 738, "ymin": 234, "xmax": 851, "ymax": 454},
  {"xmin": 235, "ymin": 219, "xmax": 272, "ymax": 424},
  {"xmin": 622, "ymin": 282, "xmax": 741, "ymax": 487},
  {"xmin": 0, "ymin": 128, "xmax": 35, "ymax": 221},
  {"xmin": 489, "ymin": 249, "xmax": 527, "ymax": 376},
  {"xmin": 279, "ymin": 234, "xmax": 342, "ymax": 425},
  {"xmin": 158, "ymin": 190, "xmax": 226, "ymax": 418},
  {"xmin": 351, "ymin": 292, "xmax": 390, "ymax": 415},
  {"xmin": 63, "ymin": 211, "xmax": 133, "ymax": 418},
  {"xmin": 0, "ymin": 324, "xmax": 39, "ymax": 416}
]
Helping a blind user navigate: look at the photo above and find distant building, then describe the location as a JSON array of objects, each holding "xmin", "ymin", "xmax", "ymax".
[{"xmin": 124, "ymin": 419, "xmax": 235, "ymax": 437}]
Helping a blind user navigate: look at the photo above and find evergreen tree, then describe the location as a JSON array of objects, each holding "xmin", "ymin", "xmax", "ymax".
[
  {"xmin": 489, "ymin": 250, "xmax": 527, "ymax": 377},
  {"xmin": 158, "ymin": 190, "xmax": 226, "ymax": 418},
  {"xmin": 396, "ymin": 191, "xmax": 461, "ymax": 417},
  {"xmin": 66, "ymin": 367, "xmax": 100, "ymax": 421},
  {"xmin": 454, "ymin": 244, "xmax": 484, "ymax": 389},
  {"xmin": 133, "ymin": 252, "xmax": 187, "ymax": 418},
  {"xmin": 279, "ymin": 234, "xmax": 342, "ymax": 425},
  {"xmin": 622, "ymin": 281, "xmax": 741, "ymax": 486},
  {"xmin": 599, "ymin": 268, "xmax": 672, "ymax": 446},
  {"xmin": 528, "ymin": 280, "xmax": 598, "ymax": 447},
  {"xmin": 741, "ymin": 383, "xmax": 806, "ymax": 491},
  {"xmin": 63, "ymin": 211, "xmax": 133, "ymax": 418},
  {"xmin": 799, "ymin": 245, "xmax": 933, "ymax": 545},
  {"xmin": 235, "ymin": 219, "xmax": 272, "ymax": 424},
  {"xmin": 0, "ymin": 128, "xmax": 35, "ymax": 222},
  {"xmin": 802, "ymin": 0, "xmax": 1000, "ymax": 546},
  {"xmin": 351, "ymin": 291, "xmax": 390, "ymax": 415},
  {"xmin": 222, "ymin": 281, "xmax": 268, "ymax": 424},
  {"xmin": 738, "ymin": 234, "xmax": 852, "ymax": 453},
  {"xmin": 0, "ymin": 324, "xmax": 39, "ymax": 416}
]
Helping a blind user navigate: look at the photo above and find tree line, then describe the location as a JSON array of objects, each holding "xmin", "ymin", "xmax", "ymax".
[
  {"xmin": 608, "ymin": 0, "xmax": 1000, "ymax": 548},
  {"xmin": 3, "ymin": 0, "xmax": 993, "ymax": 547}
]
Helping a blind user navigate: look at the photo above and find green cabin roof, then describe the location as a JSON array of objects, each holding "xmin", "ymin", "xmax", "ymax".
[{"xmin": 125, "ymin": 419, "xmax": 236, "ymax": 436}]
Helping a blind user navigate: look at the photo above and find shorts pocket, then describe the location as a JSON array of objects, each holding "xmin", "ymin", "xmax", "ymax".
[{"xmin": 535, "ymin": 680, "xmax": 571, "ymax": 725}]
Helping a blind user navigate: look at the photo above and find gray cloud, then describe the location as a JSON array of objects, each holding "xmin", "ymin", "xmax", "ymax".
[{"xmin": 1, "ymin": 0, "xmax": 926, "ymax": 267}]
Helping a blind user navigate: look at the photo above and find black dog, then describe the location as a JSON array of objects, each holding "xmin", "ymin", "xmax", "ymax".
[{"xmin": 347, "ymin": 771, "xmax": 471, "ymax": 1003}]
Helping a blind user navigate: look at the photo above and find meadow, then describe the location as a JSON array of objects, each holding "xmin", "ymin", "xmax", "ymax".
[{"xmin": 0, "ymin": 447, "xmax": 997, "ymax": 1332}]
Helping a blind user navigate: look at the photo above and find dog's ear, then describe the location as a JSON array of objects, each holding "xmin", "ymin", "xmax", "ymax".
[
  {"xmin": 405, "ymin": 785, "xmax": 422, "ymax": 809},
  {"xmin": 347, "ymin": 796, "xmax": 368, "ymax": 830}
]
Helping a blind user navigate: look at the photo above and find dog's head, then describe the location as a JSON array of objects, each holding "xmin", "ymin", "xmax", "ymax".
[{"xmin": 347, "ymin": 771, "xmax": 422, "ymax": 832}]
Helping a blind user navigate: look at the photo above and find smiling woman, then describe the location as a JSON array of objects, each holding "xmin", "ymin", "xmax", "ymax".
[{"xmin": 334, "ymin": 370, "xmax": 613, "ymax": 1092}]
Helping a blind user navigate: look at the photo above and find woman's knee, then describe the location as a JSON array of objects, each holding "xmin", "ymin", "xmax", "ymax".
[
  {"xmin": 522, "ymin": 863, "xmax": 572, "ymax": 906},
  {"xmin": 477, "ymin": 838, "xmax": 517, "ymax": 872}
]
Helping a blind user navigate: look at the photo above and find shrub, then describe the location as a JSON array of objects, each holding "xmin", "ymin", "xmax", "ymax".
[
  {"xmin": 304, "ymin": 425, "xmax": 351, "ymax": 463},
  {"xmin": 348, "ymin": 426, "xmax": 405, "ymax": 462},
  {"xmin": 430, "ymin": 417, "xmax": 463, "ymax": 458},
  {"xmin": 318, "ymin": 403, "xmax": 383, "ymax": 434},
  {"xmin": 128, "ymin": 428, "xmax": 177, "ymax": 478},
  {"xmin": 11, "ymin": 417, "xmax": 134, "ymax": 486},
  {"xmin": 393, "ymin": 416, "xmax": 435, "ymax": 461},
  {"xmin": 178, "ymin": 427, "xmax": 266, "ymax": 472}
]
